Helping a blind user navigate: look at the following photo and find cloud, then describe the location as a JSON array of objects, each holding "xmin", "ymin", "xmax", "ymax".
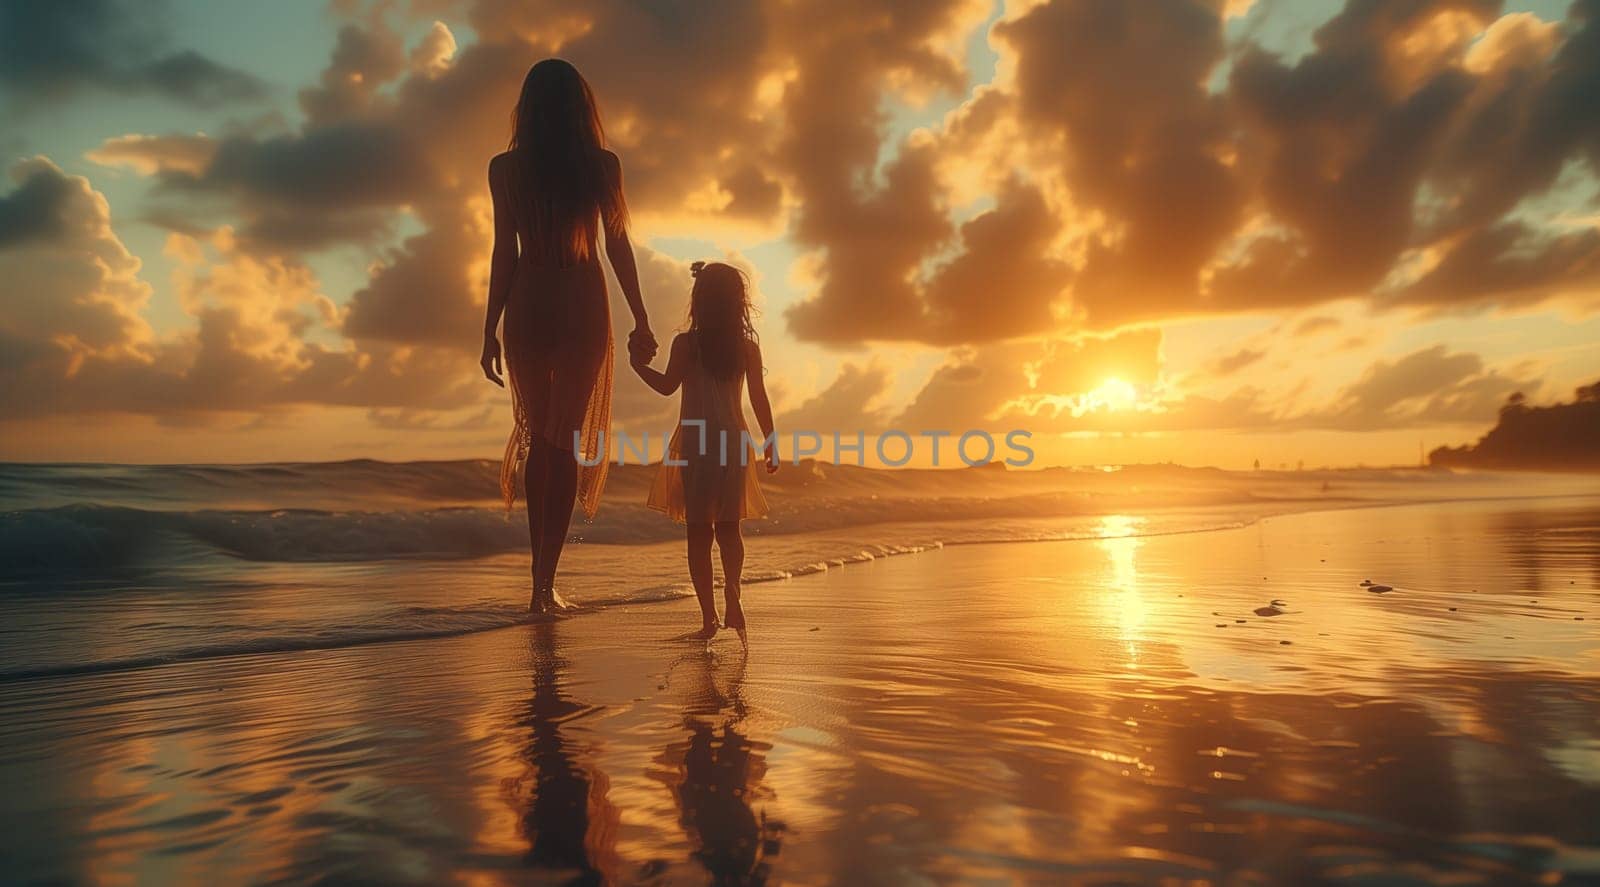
[
  {"xmin": 1211, "ymin": 347, "xmax": 1266, "ymax": 376},
  {"xmin": 0, "ymin": 161, "xmax": 481, "ymax": 422},
  {"xmin": 9, "ymin": 0, "xmax": 1600, "ymax": 450},
  {"xmin": 1306, "ymin": 344, "xmax": 1532, "ymax": 430},
  {"xmin": 0, "ymin": 0, "xmax": 264, "ymax": 109},
  {"xmin": 1293, "ymin": 315, "xmax": 1341, "ymax": 337},
  {"xmin": 1394, "ymin": 222, "xmax": 1600, "ymax": 309},
  {"xmin": 895, "ymin": 328, "xmax": 1164, "ymax": 431},
  {"xmin": 778, "ymin": 0, "xmax": 989, "ymax": 344},
  {"xmin": 410, "ymin": 22, "xmax": 458, "ymax": 77},
  {"xmin": 0, "ymin": 158, "xmax": 152, "ymax": 353},
  {"xmin": 86, "ymin": 133, "xmax": 218, "ymax": 176},
  {"xmin": 465, "ymin": 0, "xmax": 787, "ymax": 226},
  {"xmin": 778, "ymin": 362, "xmax": 894, "ymax": 432},
  {"xmin": 996, "ymin": 0, "xmax": 1243, "ymax": 325}
]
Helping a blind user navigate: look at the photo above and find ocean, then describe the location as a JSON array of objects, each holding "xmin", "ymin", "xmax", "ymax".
[{"xmin": 2, "ymin": 459, "xmax": 1594, "ymax": 682}]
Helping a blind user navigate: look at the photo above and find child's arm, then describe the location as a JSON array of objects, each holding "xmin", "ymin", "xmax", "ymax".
[
  {"xmin": 632, "ymin": 333, "xmax": 687, "ymax": 396},
  {"xmin": 745, "ymin": 339, "xmax": 779, "ymax": 473}
]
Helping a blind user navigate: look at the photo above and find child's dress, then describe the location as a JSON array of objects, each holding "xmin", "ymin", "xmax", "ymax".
[{"xmin": 647, "ymin": 332, "xmax": 770, "ymax": 523}]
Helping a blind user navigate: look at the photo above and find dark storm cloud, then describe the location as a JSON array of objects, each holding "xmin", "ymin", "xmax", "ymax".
[{"xmin": 0, "ymin": 0, "xmax": 264, "ymax": 108}]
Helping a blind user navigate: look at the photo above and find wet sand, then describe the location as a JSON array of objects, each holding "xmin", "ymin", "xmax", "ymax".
[{"xmin": 3, "ymin": 498, "xmax": 1599, "ymax": 884}]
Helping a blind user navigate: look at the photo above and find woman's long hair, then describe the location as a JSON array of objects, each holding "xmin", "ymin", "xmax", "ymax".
[
  {"xmin": 687, "ymin": 262, "xmax": 758, "ymax": 380},
  {"xmin": 508, "ymin": 59, "xmax": 627, "ymax": 262}
]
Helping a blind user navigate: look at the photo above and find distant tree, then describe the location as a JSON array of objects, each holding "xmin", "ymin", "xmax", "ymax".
[{"xmin": 1430, "ymin": 379, "xmax": 1600, "ymax": 472}]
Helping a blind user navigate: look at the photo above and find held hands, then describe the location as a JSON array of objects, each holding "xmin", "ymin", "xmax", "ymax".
[
  {"xmin": 480, "ymin": 335, "xmax": 504, "ymax": 387},
  {"xmin": 628, "ymin": 324, "xmax": 658, "ymax": 367},
  {"xmin": 764, "ymin": 444, "xmax": 779, "ymax": 474}
]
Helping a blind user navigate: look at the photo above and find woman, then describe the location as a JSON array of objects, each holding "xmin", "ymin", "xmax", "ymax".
[{"xmin": 480, "ymin": 59, "xmax": 655, "ymax": 613}]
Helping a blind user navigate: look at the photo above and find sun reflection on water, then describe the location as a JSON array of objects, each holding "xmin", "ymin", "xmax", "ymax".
[{"xmin": 1095, "ymin": 514, "xmax": 1148, "ymax": 663}]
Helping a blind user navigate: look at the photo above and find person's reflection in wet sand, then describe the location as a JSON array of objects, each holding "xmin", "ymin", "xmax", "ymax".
[
  {"xmin": 506, "ymin": 621, "xmax": 620, "ymax": 884},
  {"xmin": 654, "ymin": 650, "xmax": 782, "ymax": 885}
]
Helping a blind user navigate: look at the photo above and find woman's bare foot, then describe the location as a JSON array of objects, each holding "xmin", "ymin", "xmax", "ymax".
[
  {"xmin": 690, "ymin": 620, "xmax": 719, "ymax": 641},
  {"xmin": 723, "ymin": 599, "xmax": 748, "ymax": 649},
  {"xmin": 529, "ymin": 584, "xmax": 577, "ymax": 614}
]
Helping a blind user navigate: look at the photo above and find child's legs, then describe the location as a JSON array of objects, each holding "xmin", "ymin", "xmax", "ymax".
[
  {"xmin": 714, "ymin": 520, "xmax": 744, "ymax": 613},
  {"xmin": 686, "ymin": 522, "xmax": 717, "ymax": 625}
]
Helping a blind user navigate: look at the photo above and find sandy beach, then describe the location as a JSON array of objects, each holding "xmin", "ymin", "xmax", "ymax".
[{"xmin": 4, "ymin": 497, "xmax": 1599, "ymax": 885}]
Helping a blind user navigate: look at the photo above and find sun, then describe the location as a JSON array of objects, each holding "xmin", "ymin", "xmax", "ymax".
[{"xmin": 1085, "ymin": 376, "xmax": 1140, "ymax": 412}]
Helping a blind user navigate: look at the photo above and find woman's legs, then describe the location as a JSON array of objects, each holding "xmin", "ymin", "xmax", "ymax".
[
  {"xmin": 687, "ymin": 521, "xmax": 718, "ymax": 637},
  {"xmin": 523, "ymin": 438, "xmax": 551, "ymax": 610},
  {"xmin": 714, "ymin": 520, "xmax": 745, "ymax": 632},
  {"xmin": 531, "ymin": 436, "xmax": 578, "ymax": 611}
]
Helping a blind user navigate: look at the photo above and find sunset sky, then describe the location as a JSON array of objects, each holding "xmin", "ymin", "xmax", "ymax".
[{"xmin": 2, "ymin": 0, "xmax": 1597, "ymax": 468}]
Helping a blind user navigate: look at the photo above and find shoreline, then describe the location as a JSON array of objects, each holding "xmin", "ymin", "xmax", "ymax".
[{"xmin": 7, "ymin": 491, "xmax": 1600, "ymax": 685}]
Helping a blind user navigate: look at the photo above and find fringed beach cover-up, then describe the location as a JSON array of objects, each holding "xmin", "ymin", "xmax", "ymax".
[{"xmin": 495, "ymin": 153, "xmax": 613, "ymax": 519}]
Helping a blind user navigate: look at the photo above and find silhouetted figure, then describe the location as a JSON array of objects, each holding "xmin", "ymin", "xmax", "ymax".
[
  {"xmin": 481, "ymin": 59, "xmax": 656, "ymax": 612},
  {"xmin": 633, "ymin": 263, "xmax": 779, "ymax": 643},
  {"xmin": 508, "ymin": 622, "xmax": 619, "ymax": 883},
  {"xmin": 653, "ymin": 651, "xmax": 782, "ymax": 884}
]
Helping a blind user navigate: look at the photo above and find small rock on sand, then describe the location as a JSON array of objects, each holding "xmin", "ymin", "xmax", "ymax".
[{"xmin": 1367, "ymin": 585, "xmax": 1393, "ymax": 594}]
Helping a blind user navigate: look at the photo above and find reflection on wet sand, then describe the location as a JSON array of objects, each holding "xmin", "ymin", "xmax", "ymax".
[
  {"xmin": 652, "ymin": 650, "xmax": 782, "ymax": 884},
  {"xmin": 508, "ymin": 622, "xmax": 619, "ymax": 883},
  {"xmin": 2, "ymin": 499, "xmax": 1599, "ymax": 884}
]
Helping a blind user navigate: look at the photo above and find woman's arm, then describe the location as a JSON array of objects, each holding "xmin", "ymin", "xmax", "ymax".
[
  {"xmin": 480, "ymin": 154, "xmax": 516, "ymax": 387},
  {"xmin": 746, "ymin": 340, "xmax": 778, "ymax": 472},
  {"xmin": 632, "ymin": 334, "xmax": 687, "ymax": 396},
  {"xmin": 600, "ymin": 151, "xmax": 654, "ymax": 360}
]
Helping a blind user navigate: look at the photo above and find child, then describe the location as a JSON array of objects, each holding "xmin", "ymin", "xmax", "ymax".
[{"xmin": 632, "ymin": 261, "xmax": 779, "ymax": 645}]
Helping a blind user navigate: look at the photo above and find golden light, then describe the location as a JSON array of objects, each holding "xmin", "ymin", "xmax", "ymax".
[
  {"xmin": 1085, "ymin": 377, "xmax": 1139, "ymax": 412},
  {"xmin": 1094, "ymin": 514, "xmax": 1148, "ymax": 662}
]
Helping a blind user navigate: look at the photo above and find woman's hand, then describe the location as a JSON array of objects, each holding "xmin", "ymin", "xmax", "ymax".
[
  {"xmin": 628, "ymin": 324, "xmax": 657, "ymax": 366},
  {"xmin": 764, "ymin": 444, "xmax": 780, "ymax": 474},
  {"xmin": 480, "ymin": 335, "xmax": 504, "ymax": 387}
]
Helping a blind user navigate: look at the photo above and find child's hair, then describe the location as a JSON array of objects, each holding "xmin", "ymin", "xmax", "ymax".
[{"xmin": 687, "ymin": 261, "xmax": 757, "ymax": 379}]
